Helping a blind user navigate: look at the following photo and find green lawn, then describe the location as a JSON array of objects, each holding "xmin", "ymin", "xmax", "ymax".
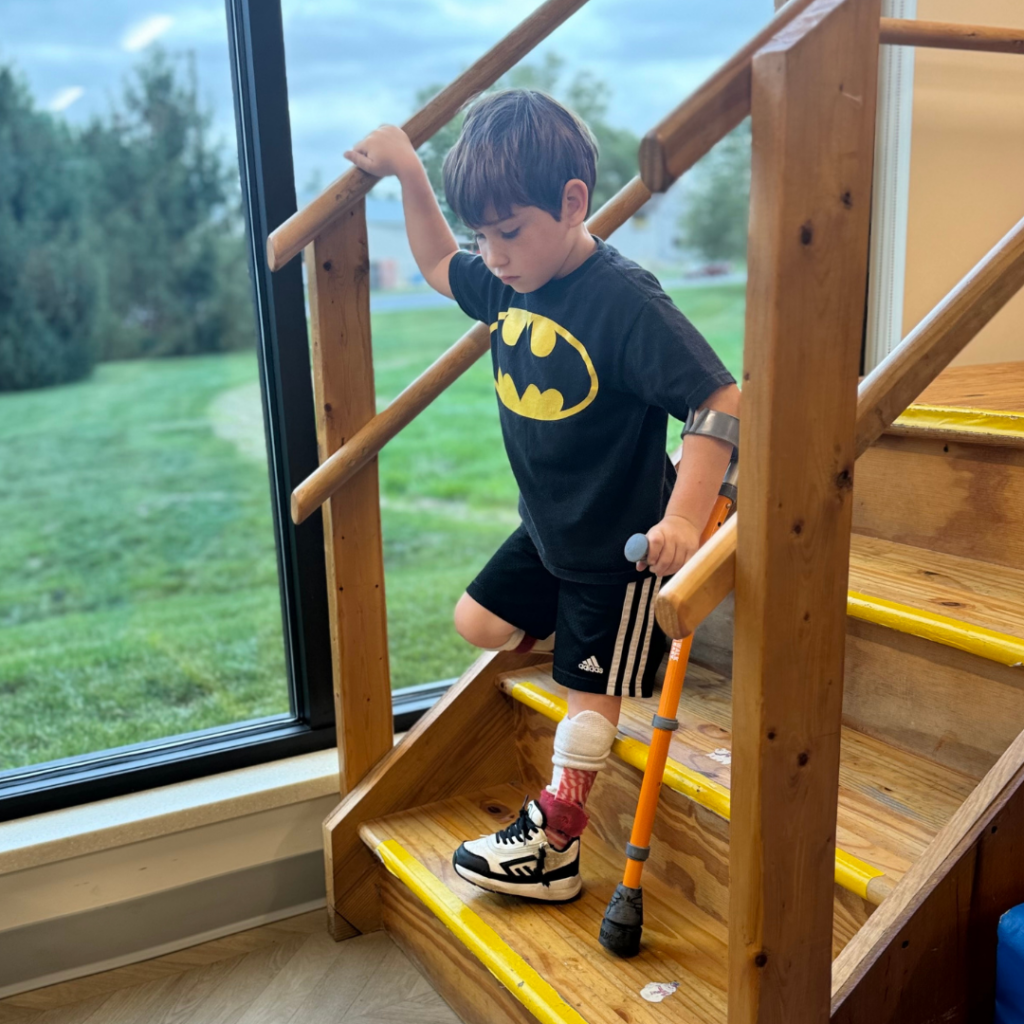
[{"xmin": 0, "ymin": 284, "xmax": 744, "ymax": 770}]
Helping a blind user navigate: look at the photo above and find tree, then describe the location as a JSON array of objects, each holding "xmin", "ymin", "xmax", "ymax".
[
  {"xmin": 79, "ymin": 48, "xmax": 254, "ymax": 361},
  {"xmin": 414, "ymin": 53, "xmax": 640, "ymax": 235},
  {"xmin": 0, "ymin": 65, "xmax": 99, "ymax": 391},
  {"xmin": 678, "ymin": 119, "xmax": 751, "ymax": 264}
]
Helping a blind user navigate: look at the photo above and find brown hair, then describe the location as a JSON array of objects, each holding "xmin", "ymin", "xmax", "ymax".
[{"xmin": 442, "ymin": 89, "xmax": 598, "ymax": 229}]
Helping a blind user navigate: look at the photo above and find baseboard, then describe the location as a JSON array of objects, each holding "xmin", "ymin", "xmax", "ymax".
[{"xmin": 0, "ymin": 850, "xmax": 326, "ymax": 998}]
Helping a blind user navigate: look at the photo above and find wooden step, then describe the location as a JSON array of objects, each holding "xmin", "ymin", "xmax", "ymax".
[
  {"xmin": 890, "ymin": 404, "xmax": 1024, "ymax": 448},
  {"xmin": 887, "ymin": 363, "xmax": 1024, "ymax": 448},
  {"xmin": 501, "ymin": 667, "xmax": 978, "ymax": 899},
  {"xmin": 915, "ymin": 360, "xmax": 1024, "ymax": 413},
  {"xmin": 855, "ymin": 416, "xmax": 1024, "ymax": 574},
  {"xmin": 848, "ymin": 534, "xmax": 1024, "ymax": 666},
  {"xmin": 362, "ymin": 784, "xmax": 729, "ymax": 1024}
]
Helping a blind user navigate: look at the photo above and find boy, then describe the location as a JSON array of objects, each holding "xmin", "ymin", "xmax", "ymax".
[{"xmin": 344, "ymin": 90, "xmax": 739, "ymax": 901}]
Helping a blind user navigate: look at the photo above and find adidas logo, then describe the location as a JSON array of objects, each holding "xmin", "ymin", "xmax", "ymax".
[{"xmin": 578, "ymin": 656, "xmax": 603, "ymax": 674}]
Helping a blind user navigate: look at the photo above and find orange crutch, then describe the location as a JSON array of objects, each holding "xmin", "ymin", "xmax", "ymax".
[{"xmin": 599, "ymin": 411, "xmax": 738, "ymax": 958}]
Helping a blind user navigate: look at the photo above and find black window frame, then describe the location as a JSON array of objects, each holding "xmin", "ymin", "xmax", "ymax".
[{"xmin": 0, "ymin": 0, "xmax": 444, "ymax": 824}]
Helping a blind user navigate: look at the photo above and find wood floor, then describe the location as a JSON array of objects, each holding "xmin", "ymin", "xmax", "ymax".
[{"xmin": 0, "ymin": 912, "xmax": 459, "ymax": 1024}]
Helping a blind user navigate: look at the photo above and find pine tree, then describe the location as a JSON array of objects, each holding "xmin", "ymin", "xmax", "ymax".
[
  {"xmin": 678, "ymin": 120, "xmax": 752, "ymax": 265},
  {"xmin": 79, "ymin": 48, "xmax": 255, "ymax": 361},
  {"xmin": 0, "ymin": 66, "xmax": 99, "ymax": 391}
]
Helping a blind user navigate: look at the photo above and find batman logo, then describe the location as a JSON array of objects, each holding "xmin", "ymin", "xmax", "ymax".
[{"xmin": 491, "ymin": 308, "xmax": 599, "ymax": 421}]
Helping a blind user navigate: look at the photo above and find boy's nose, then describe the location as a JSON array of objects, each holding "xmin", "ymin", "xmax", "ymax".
[{"xmin": 485, "ymin": 248, "xmax": 510, "ymax": 270}]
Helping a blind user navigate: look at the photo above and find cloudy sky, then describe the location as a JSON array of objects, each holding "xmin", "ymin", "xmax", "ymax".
[{"xmin": 2, "ymin": 0, "xmax": 773, "ymax": 202}]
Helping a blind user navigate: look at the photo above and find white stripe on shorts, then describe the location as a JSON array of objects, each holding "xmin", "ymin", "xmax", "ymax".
[
  {"xmin": 605, "ymin": 582, "xmax": 636, "ymax": 695},
  {"xmin": 632, "ymin": 576, "xmax": 663, "ymax": 693},
  {"xmin": 619, "ymin": 576, "xmax": 652, "ymax": 697}
]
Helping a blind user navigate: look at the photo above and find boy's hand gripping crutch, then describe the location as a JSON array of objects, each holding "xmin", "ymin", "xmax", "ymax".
[{"xmin": 599, "ymin": 408, "xmax": 739, "ymax": 958}]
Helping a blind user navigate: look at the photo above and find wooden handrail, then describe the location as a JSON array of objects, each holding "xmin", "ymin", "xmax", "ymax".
[
  {"xmin": 656, "ymin": 213, "xmax": 1024, "ymax": 639},
  {"xmin": 266, "ymin": 0, "xmax": 590, "ymax": 272},
  {"xmin": 641, "ymin": 12, "xmax": 1024, "ymax": 195},
  {"xmin": 290, "ymin": 176, "xmax": 653, "ymax": 524},
  {"xmin": 880, "ymin": 18, "xmax": 1024, "ymax": 54},
  {"xmin": 638, "ymin": 0, "xmax": 820, "ymax": 194}
]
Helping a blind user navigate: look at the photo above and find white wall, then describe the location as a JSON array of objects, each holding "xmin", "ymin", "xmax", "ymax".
[{"xmin": 903, "ymin": 0, "xmax": 1024, "ymax": 365}]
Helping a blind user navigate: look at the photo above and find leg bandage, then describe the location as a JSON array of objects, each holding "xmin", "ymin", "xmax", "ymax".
[{"xmin": 539, "ymin": 711, "xmax": 618, "ymax": 845}]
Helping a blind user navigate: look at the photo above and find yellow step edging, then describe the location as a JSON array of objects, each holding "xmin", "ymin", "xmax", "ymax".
[
  {"xmin": 895, "ymin": 403, "xmax": 1024, "ymax": 442},
  {"xmin": 376, "ymin": 838, "xmax": 590, "ymax": 1024},
  {"xmin": 848, "ymin": 591, "xmax": 1024, "ymax": 668},
  {"xmin": 503, "ymin": 679, "xmax": 888, "ymax": 904}
]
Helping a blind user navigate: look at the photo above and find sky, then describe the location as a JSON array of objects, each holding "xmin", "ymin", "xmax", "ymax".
[{"xmin": 1, "ymin": 0, "xmax": 774, "ymax": 204}]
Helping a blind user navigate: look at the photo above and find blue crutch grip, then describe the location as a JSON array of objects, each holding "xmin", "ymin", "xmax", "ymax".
[{"xmin": 624, "ymin": 533, "xmax": 649, "ymax": 563}]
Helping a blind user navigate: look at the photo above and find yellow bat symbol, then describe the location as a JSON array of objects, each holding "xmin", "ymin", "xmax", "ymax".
[{"xmin": 492, "ymin": 308, "xmax": 599, "ymax": 421}]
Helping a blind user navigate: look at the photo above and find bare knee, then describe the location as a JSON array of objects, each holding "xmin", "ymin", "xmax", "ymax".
[{"xmin": 454, "ymin": 593, "xmax": 517, "ymax": 650}]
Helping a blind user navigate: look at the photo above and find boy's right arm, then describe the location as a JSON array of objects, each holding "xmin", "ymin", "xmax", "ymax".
[{"xmin": 344, "ymin": 126, "xmax": 459, "ymax": 299}]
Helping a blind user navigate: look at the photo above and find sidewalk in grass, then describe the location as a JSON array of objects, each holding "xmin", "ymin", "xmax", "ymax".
[{"xmin": 369, "ymin": 274, "xmax": 748, "ymax": 313}]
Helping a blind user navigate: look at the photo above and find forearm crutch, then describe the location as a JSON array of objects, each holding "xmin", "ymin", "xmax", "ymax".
[{"xmin": 600, "ymin": 410, "xmax": 738, "ymax": 958}]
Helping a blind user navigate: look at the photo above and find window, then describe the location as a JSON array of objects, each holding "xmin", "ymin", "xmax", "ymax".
[{"xmin": 0, "ymin": 0, "xmax": 334, "ymax": 821}]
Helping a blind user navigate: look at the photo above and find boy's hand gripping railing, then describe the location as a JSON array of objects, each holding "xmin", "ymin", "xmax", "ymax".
[{"xmin": 600, "ymin": 415, "xmax": 739, "ymax": 959}]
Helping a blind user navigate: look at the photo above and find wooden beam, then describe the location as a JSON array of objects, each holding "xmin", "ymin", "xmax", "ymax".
[
  {"xmin": 305, "ymin": 202, "xmax": 393, "ymax": 794},
  {"xmin": 290, "ymin": 176, "xmax": 653, "ymax": 525},
  {"xmin": 639, "ymin": 0, "xmax": 819, "ymax": 193},
  {"xmin": 266, "ymin": 0, "xmax": 590, "ymax": 271},
  {"xmin": 880, "ymin": 17, "xmax": 1024, "ymax": 54},
  {"xmin": 831, "ymin": 724, "xmax": 1024, "ymax": 1023},
  {"xmin": 656, "ymin": 214, "xmax": 1024, "ymax": 639},
  {"xmin": 728, "ymin": 1, "xmax": 880, "ymax": 1021}
]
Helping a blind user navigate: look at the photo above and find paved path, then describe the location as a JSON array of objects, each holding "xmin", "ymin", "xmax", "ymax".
[{"xmin": 369, "ymin": 274, "xmax": 748, "ymax": 314}]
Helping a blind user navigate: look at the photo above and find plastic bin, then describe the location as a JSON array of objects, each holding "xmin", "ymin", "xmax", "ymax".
[{"xmin": 996, "ymin": 903, "xmax": 1024, "ymax": 1024}]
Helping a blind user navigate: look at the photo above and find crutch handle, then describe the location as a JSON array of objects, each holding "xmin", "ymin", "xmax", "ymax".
[{"xmin": 624, "ymin": 534, "xmax": 649, "ymax": 563}]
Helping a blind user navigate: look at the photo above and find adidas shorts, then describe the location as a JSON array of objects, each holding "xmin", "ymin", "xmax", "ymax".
[{"xmin": 466, "ymin": 524, "xmax": 666, "ymax": 698}]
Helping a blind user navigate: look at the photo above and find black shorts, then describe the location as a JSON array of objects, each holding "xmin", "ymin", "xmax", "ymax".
[{"xmin": 466, "ymin": 525, "xmax": 666, "ymax": 698}]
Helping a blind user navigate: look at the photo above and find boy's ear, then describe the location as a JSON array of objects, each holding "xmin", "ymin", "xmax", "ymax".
[{"xmin": 561, "ymin": 179, "xmax": 590, "ymax": 227}]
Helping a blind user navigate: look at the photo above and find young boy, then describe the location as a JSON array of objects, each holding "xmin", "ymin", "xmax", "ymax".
[{"xmin": 345, "ymin": 90, "xmax": 740, "ymax": 901}]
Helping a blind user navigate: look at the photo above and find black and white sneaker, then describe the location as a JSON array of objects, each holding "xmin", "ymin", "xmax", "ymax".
[{"xmin": 452, "ymin": 800, "xmax": 582, "ymax": 901}]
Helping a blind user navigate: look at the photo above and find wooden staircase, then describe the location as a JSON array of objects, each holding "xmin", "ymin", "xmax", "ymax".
[
  {"xmin": 261, "ymin": 0, "xmax": 1024, "ymax": 1015},
  {"xmin": 348, "ymin": 397, "xmax": 1024, "ymax": 1024}
]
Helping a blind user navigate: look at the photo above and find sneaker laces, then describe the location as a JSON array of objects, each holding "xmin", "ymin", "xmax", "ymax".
[{"xmin": 495, "ymin": 800, "xmax": 542, "ymax": 847}]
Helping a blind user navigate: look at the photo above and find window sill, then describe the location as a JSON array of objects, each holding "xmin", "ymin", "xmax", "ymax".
[
  {"xmin": 0, "ymin": 748, "xmax": 341, "ymax": 877},
  {"xmin": 0, "ymin": 678, "xmax": 453, "ymax": 878}
]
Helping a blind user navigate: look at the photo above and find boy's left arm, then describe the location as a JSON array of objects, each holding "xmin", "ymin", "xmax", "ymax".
[{"xmin": 640, "ymin": 383, "xmax": 741, "ymax": 577}]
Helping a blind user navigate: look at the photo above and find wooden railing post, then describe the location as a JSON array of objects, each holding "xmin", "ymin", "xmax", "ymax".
[
  {"xmin": 305, "ymin": 201, "xmax": 393, "ymax": 797},
  {"xmin": 729, "ymin": 0, "xmax": 880, "ymax": 1021}
]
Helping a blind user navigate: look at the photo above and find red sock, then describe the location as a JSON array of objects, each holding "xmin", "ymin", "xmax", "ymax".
[{"xmin": 539, "ymin": 767, "xmax": 597, "ymax": 849}]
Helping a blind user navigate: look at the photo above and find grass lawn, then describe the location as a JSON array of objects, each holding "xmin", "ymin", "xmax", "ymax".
[{"xmin": 0, "ymin": 283, "xmax": 744, "ymax": 770}]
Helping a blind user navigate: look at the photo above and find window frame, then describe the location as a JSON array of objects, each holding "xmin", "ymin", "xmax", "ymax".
[{"xmin": 0, "ymin": 0, "xmax": 397, "ymax": 823}]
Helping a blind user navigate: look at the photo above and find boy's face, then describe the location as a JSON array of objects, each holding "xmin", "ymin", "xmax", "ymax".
[{"xmin": 471, "ymin": 181, "xmax": 589, "ymax": 293}]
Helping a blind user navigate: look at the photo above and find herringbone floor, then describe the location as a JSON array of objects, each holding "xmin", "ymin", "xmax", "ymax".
[{"xmin": 0, "ymin": 911, "xmax": 459, "ymax": 1023}]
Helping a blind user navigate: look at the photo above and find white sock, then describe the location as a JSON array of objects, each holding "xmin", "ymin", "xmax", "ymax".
[{"xmin": 550, "ymin": 711, "xmax": 617, "ymax": 776}]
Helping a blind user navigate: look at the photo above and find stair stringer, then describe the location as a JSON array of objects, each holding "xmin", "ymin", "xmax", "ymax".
[
  {"xmin": 831, "ymin": 722, "xmax": 1024, "ymax": 1023},
  {"xmin": 321, "ymin": 648, "xmax": 549, "ymax": 938}
]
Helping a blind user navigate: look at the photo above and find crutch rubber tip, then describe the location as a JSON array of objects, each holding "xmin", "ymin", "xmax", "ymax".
[{"xmin": 599, "ymin": 883, "xmax": 644, "ymax": 958}]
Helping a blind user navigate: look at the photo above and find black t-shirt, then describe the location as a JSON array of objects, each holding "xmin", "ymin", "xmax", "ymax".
[{"xmin": 449, "ymin": 237, "xmax": 735, "ymax": 584}]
